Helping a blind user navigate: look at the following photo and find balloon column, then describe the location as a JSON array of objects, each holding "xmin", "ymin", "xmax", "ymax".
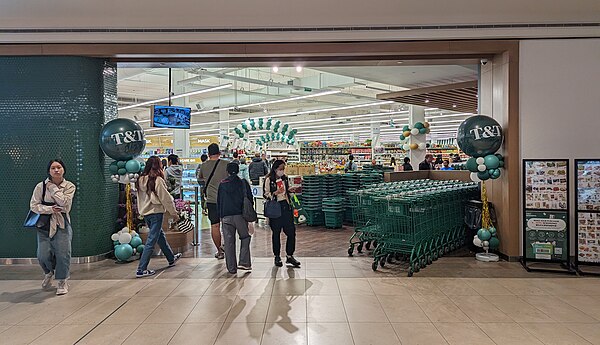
[
  {"xmin": 99, "ymin": 118, "xmax": 147, "ymax": 262},
  {"xmin": 472, "ymin": 182, "xmax": 500, "ymax": 261},
  {"xmin": 456, "ymin": 115, "xmax": 504, "ymax": 183},
  {"xmin": 399, "ymin": 122, "xmax": 430, "ymax": 151}
]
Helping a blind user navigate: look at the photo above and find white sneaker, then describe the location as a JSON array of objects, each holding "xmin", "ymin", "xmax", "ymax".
[
  {"xmin": 42, "ymin": 272, "xmax": 53, "ymax": 289},
  {"xmin": 56, "ymin": 280, "xmax": 68, "ymax": 295}
]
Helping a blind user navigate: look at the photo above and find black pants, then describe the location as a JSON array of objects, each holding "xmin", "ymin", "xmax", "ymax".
[{"xmin": 269, "ymin": 201, "xmax": 296, "ymax": 257}]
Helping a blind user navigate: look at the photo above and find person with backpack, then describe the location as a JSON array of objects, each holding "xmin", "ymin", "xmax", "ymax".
[
  {"xmin": 217, "ymin": 163, "xmax": 254, "ymax": 274},
  {"xmin": 249, "ymin": 152, "xmax": 269, "ymax": 185}
]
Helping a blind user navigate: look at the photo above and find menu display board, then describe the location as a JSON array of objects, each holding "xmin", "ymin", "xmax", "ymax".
[
  {"xmin": 524, "ymin": 160, "xmax": 568, "ymax": 210},
  {"xmin": 576, "ymin": 160, "xmax": 600, "ymax": 266}
]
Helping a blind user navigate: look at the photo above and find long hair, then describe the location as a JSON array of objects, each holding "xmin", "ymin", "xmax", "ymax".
[
  {"xmin": 47, "ymin": 159, "xmax": 66, "ymax": 179},
  {"xmin": 137, "ymin": 156, "xmax": 164, "ymax": 196},
  {"xmin": 268, "ymin": 159, "xmax": 286, "ymax": 182}
]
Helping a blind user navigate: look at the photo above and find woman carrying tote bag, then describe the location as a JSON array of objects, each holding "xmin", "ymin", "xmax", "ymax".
[
  {"xmin": 263, "ymin": 160, "xmax": 301, "ymax": 268},
  {"xmin": 29, "ymin": 159, "xmax": 76, "ymax": 295}
]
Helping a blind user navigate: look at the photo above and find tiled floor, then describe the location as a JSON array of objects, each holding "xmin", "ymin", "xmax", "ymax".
[{"xmin": 1, "ymin": 255, "xmax": 600, "ymax": 345}]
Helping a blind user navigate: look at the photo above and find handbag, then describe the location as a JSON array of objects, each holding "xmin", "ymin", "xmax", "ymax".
[
  {"xmin": 176, "ymin": 217, "xmax": 195, "ymax": 233},
  {"xmin": 242, "ymin": 180, "xmax": 258, "ymax": 222},
  {"xmin": 263, "ymin": 178, "xmax": 282, "ymax": 219},
  {"xmin": 201, "ymin": 159, "xmax": 220, "ymax": 209},
  {"xmin": 23, "ymin": 182, "xmax": 55, "ymax": 231}
]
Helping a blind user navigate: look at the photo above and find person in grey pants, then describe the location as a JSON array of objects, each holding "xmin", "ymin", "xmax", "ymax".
[{"xmin": 217, "ymin": 162, "xmax": 254, "ymax": 274}]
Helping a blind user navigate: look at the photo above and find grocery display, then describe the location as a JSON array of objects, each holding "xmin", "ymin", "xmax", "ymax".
[{"xmin": 576, "ymin": 160, "xmax": 600, "ymax": 270}]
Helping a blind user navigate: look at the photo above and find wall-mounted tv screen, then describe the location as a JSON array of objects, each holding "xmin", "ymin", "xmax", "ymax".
[{"xmin": 151, "ymin": 105, "xmax": 191, "ymax": 129}]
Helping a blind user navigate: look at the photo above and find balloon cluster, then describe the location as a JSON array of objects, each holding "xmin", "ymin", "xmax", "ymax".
[
  {"xmin": 232, "ymin": 118, "xmax": 298, "ymax": 147},
  {"xmin": 257, "ymin": 132, "xmax": 296, "ymax": 147},
  {"xmin": 111, "ymin": 227, "xmax": 145, "ymax": 262},
  {"xmin": 108, "ymin": 159, "xmax": 144, "ymax": 183},
  {"xmin": 456, "ymin": 115, "xmax": 504, "ymax": 183},
  {"xmin": 465, "ymin": 154, "xmax": 504, "ymax": 182},
  {"xmin": 473, "ymin": 226, "xmax": 500, "ymax": 250},
  {"xmin": 398, "ymin": 122, "xmax": 430, "ymax": 151}
]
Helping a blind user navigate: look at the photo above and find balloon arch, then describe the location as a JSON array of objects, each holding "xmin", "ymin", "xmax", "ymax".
[{"xmin": 233, "ymin": 118, "xmax": 298, "ymax": 147}]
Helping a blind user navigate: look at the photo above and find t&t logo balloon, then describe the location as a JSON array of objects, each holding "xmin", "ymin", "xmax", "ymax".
[{"xmin": 99, "ymin": 119, "xmax": 146, "ymax": 161}]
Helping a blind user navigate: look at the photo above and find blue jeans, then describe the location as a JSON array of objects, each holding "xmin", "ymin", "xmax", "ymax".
[
  {"xmin": 137, "ymin": 213, "xmax": 175, "ymax": 272},
  {"xmin": 37, "ymin": 215, "xmax": 72, "ymax": 280}
]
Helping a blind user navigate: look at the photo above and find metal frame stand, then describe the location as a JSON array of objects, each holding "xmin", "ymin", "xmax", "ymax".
[{"xmin": 191, "ymin": 186, "xmax": 200, "ymax": 246}]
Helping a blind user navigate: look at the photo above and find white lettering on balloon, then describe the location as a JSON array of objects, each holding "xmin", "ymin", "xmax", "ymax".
[
  {"xmin": 469, "ymin": 125, "xmax": 501, "ymax": 140},
  {"xmin": 110, "ymin": 130, "xmax": 144, "ymax": 145}
]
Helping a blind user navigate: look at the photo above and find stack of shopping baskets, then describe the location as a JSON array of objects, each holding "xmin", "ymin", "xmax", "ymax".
[
  {"xmin": 322, "ymin": 197, "xmax": 345, "ymax": 228},
  {"xmin": 302, "ymin": 175, "xmax": 325, "ymax": 226}
]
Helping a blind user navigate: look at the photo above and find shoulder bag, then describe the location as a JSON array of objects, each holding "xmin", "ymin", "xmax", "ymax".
[
  {"xmin": 263, "ymin": 178, "xmax": 282, "ymax": 219},
  {"xmin": 201, "ymin": 159, "xmax": 220, "ymax": 209},
  {"xmin": 242, "ymin": 180, "xmax": 258, "ymax": 222},
  {"xmin": 23, "ymin": 182, "xmax": 55, "ymax": 232}
]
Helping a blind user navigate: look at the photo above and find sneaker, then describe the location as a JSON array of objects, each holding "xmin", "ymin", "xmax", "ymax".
[
  {"xmin": 214, "ymin": 252, "xmax": 225, "ymax": 260},
  {"xmin": 136, "ymin": 269, "xmax": 156, "ymax": 278},
  {"xmin": 168, "ymin": 253, "xmax": 182, "ymax": 267},
  {"xmin": 286, "ymin": 255, "xmax": 301, "ymax": 267},
  {"xmin": 274, "ymin": 256, "xmax": 283, "ymax": 267},
  {"xmin": 56, "ymin": 280, "xmax": 68, "ymax": 295},
  {"xmin": 42, "ymin": 272, "xmax": 53, "ymax": 289},
  {"xmin": 237, "ymin": 265, "xmax": 252, "ymax": 271}
]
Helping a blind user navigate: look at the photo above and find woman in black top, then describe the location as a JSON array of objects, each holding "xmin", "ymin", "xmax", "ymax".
[
  {"xmin": 402, "ymin": 157, "xmax": 413, "ymax": 171},
  {"xmin": 217, "ymin": 163, "xmax": 254, "ymax": 274},
  {"xmin": 263, "ymin": 160, "xmax": 301, "ymax": 268}
]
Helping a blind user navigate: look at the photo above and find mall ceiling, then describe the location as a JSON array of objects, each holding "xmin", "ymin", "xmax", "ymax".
[{"xmin": 117, "ymin": 64, "xmax": 478, "ymax": 142}]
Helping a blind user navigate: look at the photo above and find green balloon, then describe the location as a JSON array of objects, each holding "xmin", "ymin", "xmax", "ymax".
[
  {"xmin": 113, "ymin": 240, "xmax": 120, "ymax": 246},
  {"xmin": 477, "ymin": 170, "xmax": 490, "ymax": 180},
  {"xmin": 466, "ymin": 157, "xmax": 479, "ymax": 172},
  {"xmin": 414, "ymin": 122, "xmax": 424, "ymax": 129},
  {"xmin": 403, "ymin": 125, "xmax": 410, "ymax": 132},
  {"xmin": 117, "ymin": 168, "xmax": 127, "ymax": 175},
  {"xmin": 457, "ymin": 115, "xmax": 503, "ymax": 157},
  {"xmin": 114, "ymin": 244, "xmax": 133, "ymax": 261},
  {"xmin": 109, "ymin": 162, "xmax": 118, "ymax": 174},
  {"xmin": 136, "ymin": 244, "xmax": 144, "ymax": 253},
  {"xmin": 484, "ymin": 154, "xmax": 500, "ymax": 169},
  {"xmin": 498, "ymin": 160, "xmax": 505, "ymax": 168},
  {"xmin": 489, "ymin": 226, "xmax": 497, "ymax": 235},
  {"xmin": 99, "ymin": 119, "xmax": 146, "ymax": 161},
  {"xmin": 125, "ymin": 160, "xmax": 141, "ymax": 173},
  {"xmin": 477, "ymin": 228, "xmax": 492, "ymax": 241},
  {"xmin": 490, "ymin": 169, "xmax": 501, "ymax": 179},
  {"xmin": 116, "ymin": 160, "xmax": 126, "ymax": 168},
  {"xmin": 489, "ymin": 236, "xmax": 500, "ymax": 249},
  {"xmin": 419, "ymin": 128, "xmax": 427, "ymax": 134},
  {"xmin": 130, "ymin": 236, "xmax": 143, "ymax": 248}
]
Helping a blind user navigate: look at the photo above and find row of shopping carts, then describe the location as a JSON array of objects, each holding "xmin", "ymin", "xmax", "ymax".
[{"xmin": 347, "ymin": 179, "xmax": 479, "ymax": 276}]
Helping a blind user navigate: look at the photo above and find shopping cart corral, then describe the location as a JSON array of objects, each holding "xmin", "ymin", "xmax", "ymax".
[{"xmin": 347, "ymin": 180, "xmax": 479, "ymax": 276}]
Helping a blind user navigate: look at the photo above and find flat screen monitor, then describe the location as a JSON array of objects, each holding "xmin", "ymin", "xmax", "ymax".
[{"xmin": 151, "ymin": 105, "xmax": 191, "ymax": 129}]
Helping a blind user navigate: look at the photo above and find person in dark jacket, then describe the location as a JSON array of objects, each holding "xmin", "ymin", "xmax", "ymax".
[
  {"xmin": 217, "ymin": 163, "xmax": 253, "ymax": 274},
  {"xmin": 402, "ymin": 157, "xmax": 413, "ymax": 171},
  {"xmin": 249, "ymin": 153, "xmax": 269, "ymax": 185},
  {"xmin": 418, "ymin": 154, "xmax": 435, "ymax": 170}
]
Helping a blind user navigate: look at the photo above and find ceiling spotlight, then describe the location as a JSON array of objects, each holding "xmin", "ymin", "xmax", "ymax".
[
  {"xmin": 424, "ymin": 99, "xmax": 430, "ymax": 103},
  {"xmin": 272, "ymin": 66, "xmax": 279, "ymax": 73},
  {"xmin": 295, "ymin": 66, "xmax": 303, "ymax": 73}
]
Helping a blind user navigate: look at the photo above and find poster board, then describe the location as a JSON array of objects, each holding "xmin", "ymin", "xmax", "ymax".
[
  {"xmin": 522, "ymin": 159, "xmax": 571, "ymax": 272},
  {"xmin": 575, "ymin": 159, "xmax": 600, "ymax": 270}
]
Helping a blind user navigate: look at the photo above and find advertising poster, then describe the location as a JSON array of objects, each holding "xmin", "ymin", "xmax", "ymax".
[
  {"xmin": 524, "ymin": 160, "xmax": 568, "ymax": 210},
  {"xmin": 577, "ymin": 160, "xmax": 600, "ymax": 211},
  {"xmin": 525, "ymin": 210, "xmax": 568, "ymax": 261},
  {"xmin": 578, "ymin": 212, "xmax": 600, "ymax": 263},
  {"xmin": 576, "ymin": 160, "xmax": 600, "ymax": 265}
]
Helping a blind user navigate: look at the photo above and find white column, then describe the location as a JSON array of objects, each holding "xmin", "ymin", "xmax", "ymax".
[
  {"xmin": 409, "ymin": 105, "xmax": 426, "ymax": 170},
  {"xmin": 219, "ymin": 110, "xmax": 230, "ymax": 150},
  {"xmin": 370, "ymin": 122, "xmax": 381, "ymax": 163},
  {"xmin": 171, "ymin": 70, "xmax": 189, "ymax": 157}
]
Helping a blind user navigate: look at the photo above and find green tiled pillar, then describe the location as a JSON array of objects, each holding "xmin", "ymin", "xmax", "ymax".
[{"xmin": 0, "ymin": 57, "xmax": 118, "ymax": 258}]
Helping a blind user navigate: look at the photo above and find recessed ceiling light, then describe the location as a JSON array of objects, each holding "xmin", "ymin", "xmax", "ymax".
[
  {"xmin": 452, "ymin": 104, "xmax": 457, "ymax": 108},
  {"xmin": 295, "ymin": 66, "xmax": 303, "ymax": 73},
  {"xmin": 272, "ymin": 66, "xmax": 279, "ymax": 73},
  {"xmin": 396, "ymin": 61, "xmax": 403, "ymax": 64},
  {"xmin": 424, "ymin": 99, "xmax": 430, "ymax": 103}
]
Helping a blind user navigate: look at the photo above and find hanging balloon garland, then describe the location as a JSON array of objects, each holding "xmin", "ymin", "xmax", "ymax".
[
  {"xmin": 456, "ymin": 115, "xmax": 505, "ymax": 183},
  {"xmin": 233, "ymin": 118, "xmax": 298, "ymax": 147},
  {"xmin": 99, "ymin": 118, "xmax": 147, "ymax": 262},
  {"xmin": 398, "ymin": 122, "xmax": 430, "ymax": 151}
]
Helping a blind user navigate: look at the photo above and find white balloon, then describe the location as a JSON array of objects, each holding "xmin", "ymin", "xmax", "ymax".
[
  {"xmin": 470, "ymin": 172, "xmax": 481, "ymax": 182},
  {"xmin": 111, "ymin": 233, "xmax": 119, "ymax": 241},
  {"xmin": 134, "ymin": 173, "xmax": 139, "ymax": 178},
  {"xmin": 473, "ymin": 235, "xmax": 482, "ymax": 247},
  {"xmin": 131, "ymin": 231, "xmax": 138, "ymax": 237},
  {"xmin": 418, "ymin": 143, "xmax": 426, "ymax": 150},
  {"xmin": 121, "ymin": 227, "xmax": 130, "ymax": 233},
  {"xmin": 129, "ymin": 173, "xmax": 135, "ymax": 178},
  {"xmin": 477, "ymin": 164, "xmax": 487, "ymax": 172},
  {"xmin": 111, "ymin": 177, "xmax": 119, "ymax": 183},
  {"xmin": 476, "ymin": 157, "xmax": 485, "ymax": 165},
  {"xmin": 119, "ymin": 232, "xmax": 132, "ymax": 244},
  {"xmin": 411, "ymin": 128, "xmax": 420, "ymax": 136},
  {"xmin": 123, "ymin": 175, "xmax": 131, "ymax": 184},
  {"xmin": 482, "ymin": 241, "xmax": 490, "ymax": 247},
  {"xmin": 403, "ymin": 144, "xmax": 410, "ymax": 150}
]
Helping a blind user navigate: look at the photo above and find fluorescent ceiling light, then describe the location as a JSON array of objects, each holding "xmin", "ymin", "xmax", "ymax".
[
  {"xmin": 425, "ymin": 112, "xmax": 473, "ymax": 119},
  {"xmin": 118, "ymin": 84, "xmax": 233, "ymax": 111},
  {"xmin": 190, "ymin": 90, "xmax": 341, "ymax": 116}
]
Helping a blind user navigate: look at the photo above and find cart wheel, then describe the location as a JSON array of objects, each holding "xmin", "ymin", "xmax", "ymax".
[
  {"xmin": 395, "ymin": 253, "xmax": 402, "ymax": 261},
  {"xmin": 421, "ymin": 258, "xmax": 427, "ymax": 267},
  {"xmin": 427, "ymin": 256, "xmax": 433, "ymax": 265},
  {"xmin": 357, "ymin": 243, "xmax": 364, "ymax": 253},
  {"xmin": 365, "ymin": 241, "xmax": 371, "ymax": 250},
  {"xmin": 387, "ymin": 255, "xmax": 394, "ymax": 264},
  {"xmin": 433, "ymin": 252, "xmax": 438, "ymax": 261},
  {"xmin": 414, "ymin": 262, "xmax": 420, "ymax": 272},
  {"xmin": 380, "ymin": 258, "xmax": 386, "ymax": 268},
  {"xmin": 348, "ymin": 247, "xmax": 354, "ymax": 257},
  {"xmin": 372, "ymin": 261, "xmax": 378, "ymax": 271},
  {"xmin": 444, "ymin": 246, "xmax": 450, "ymax": 254},
  {"xmin": 407, "ymin": 269, "xmax": 414, "ymax": 277},
  {"xmin": 439, "ymin": 248, "xmax": 444, "ymax": 257}
]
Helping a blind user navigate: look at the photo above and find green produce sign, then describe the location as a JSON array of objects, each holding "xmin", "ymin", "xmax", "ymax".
[{"xmin": 525, "ymin": 210, "xmax": 568, "ymax": 261}]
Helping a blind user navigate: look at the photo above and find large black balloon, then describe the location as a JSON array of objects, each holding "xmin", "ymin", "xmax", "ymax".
[
  {"xmin": 456, "ymin": 115, "xmax": 503, "ymax": 157},
  {"xmin": 99, "ymin": 119, "xmax": 146, "ymax": 160}
]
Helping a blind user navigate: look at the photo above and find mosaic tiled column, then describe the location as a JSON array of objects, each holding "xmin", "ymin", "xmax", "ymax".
[{"xmin": 0, "ymin": 57, "xmax": 118, "ymax": 258}]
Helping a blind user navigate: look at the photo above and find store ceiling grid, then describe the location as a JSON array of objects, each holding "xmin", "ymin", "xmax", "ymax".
[{"xmin": 117, "ymin": 64, "xmax": 478, "ymax": 142}]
